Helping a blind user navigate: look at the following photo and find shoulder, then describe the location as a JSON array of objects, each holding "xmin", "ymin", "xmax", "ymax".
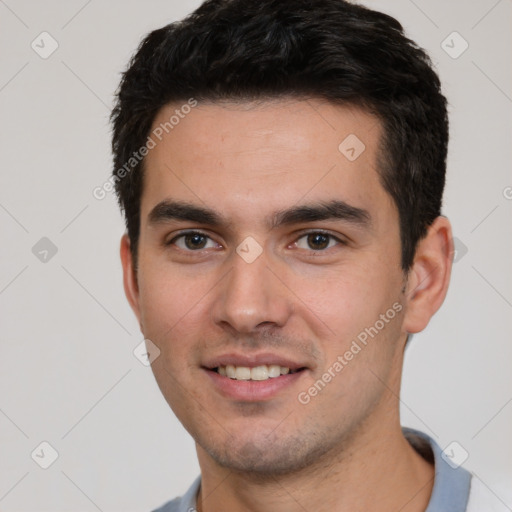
[
  {"xmin": 150, "ymin": 476, "xmax": 201, "ymax": 512},
  {"xmin": 466, "ymin": 476, "xmax": 512, "ymax": 512},
  {"xmin": 151, "ymin": 497, "xmax": 183, "ymax": 512}
]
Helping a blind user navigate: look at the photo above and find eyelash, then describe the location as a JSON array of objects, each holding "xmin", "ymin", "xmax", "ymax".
[{"xmin": 166, "ymin": 230, "xmax": 346, "ymax": 252}]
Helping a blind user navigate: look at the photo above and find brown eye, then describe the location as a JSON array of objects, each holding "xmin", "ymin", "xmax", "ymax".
[
  {"xmin": 295, "ymin": 232, "xmax": 340, "ymax": 251},
  {"xmin": 307, "ymin": 233, "xmax": 330, "ymax": 250},
  {"xmin": 169, "ymin": 231, "xmax": 218, "ymax": 251},
  {"xmin": 184, "ymin": 233, "xmax": 208, "ymax": 249}
]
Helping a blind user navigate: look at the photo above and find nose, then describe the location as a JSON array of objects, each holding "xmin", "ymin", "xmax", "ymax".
[{"xmin": 211, "ymin": 247, "xmax": 293, "ymax": 335}]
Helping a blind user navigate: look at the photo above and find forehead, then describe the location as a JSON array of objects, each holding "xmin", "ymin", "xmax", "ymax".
[{"xmin": 141, "ymin": 98, "xmax": 391, "ymax": 227}]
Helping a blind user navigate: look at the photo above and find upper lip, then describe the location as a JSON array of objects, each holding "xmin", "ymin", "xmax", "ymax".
[{"xmin": 202, "ymin": 353, "xmax": 307, "ymax": 371}]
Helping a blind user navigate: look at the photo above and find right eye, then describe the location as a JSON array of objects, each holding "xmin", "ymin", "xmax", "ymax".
[{"xmin": 167, "ymin": 231, "xmax": 219, "ymax": 251}]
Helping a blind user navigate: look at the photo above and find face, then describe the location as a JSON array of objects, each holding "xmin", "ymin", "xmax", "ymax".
[{"xmin": 122, "ymin": 99, "xmax": 418, "ymax": 475}]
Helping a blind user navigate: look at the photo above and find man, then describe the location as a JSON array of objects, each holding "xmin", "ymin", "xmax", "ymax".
[{"xmin": 111, "ymin": 0, "xmax": 504, "ymax": 510}]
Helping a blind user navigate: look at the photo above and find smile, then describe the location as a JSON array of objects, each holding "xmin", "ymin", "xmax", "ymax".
[{"xmin": 215, "ymin": 364, "xmax": 302, "ymax": 381}]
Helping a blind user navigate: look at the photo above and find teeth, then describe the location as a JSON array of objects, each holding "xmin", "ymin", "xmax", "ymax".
[
  {"xmin": 216, "ymin": 364, "xmax": 293, "ymax": 381},
  {"xmin": 251, "ymin": 365, "xmax": 268, "ymax": 381},
  {"xmin": 235, "ymin": 366, "xmax": 251, "ymax": 380},
  {"xmin": 268, "ymin": 365, "xmax": 281, "ymax": 378},
  {"xmin": 226, "ymin": 364, "xmax": 236, "ymax": 379}
]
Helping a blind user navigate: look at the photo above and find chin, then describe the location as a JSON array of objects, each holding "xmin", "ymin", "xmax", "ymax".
[{"xmin": 199, "ymin": 430, "xmax": 331, "ymax": 477}]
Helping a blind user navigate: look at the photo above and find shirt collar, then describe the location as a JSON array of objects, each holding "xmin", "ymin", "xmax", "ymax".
[{"xmin": 403, "ymin": 427, "xmax": 472, "ymax": 512}]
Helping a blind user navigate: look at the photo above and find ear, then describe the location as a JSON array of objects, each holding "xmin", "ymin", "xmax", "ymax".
[
  {"xmin": 120, "ymin": 234, "xmax": 142, "ymax": 326},
  {"xmin": 402, "ymin": 216, "xmax": 453, "ymax": 334}
]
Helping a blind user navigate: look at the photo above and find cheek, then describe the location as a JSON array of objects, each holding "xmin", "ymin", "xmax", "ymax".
[
  {"xmin": 295, "ymin": 267, "xmax": 385, "ymax": 331},
  {"xmin": 296, "ymin": 270, "xmax": 404, "ymax": 411},
  {"xmin": 293, "ymin": 263, "xmax": 404, "ymax": 366},
  {"xmin": 137, "ymin": 265, "xmax": 211, "ymax": 413},
  {"xmin": 136, "ymin": 260, "xmax": 213, "ymax": 347}
]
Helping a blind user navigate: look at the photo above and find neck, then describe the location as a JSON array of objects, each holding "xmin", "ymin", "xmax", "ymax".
[{"xmin": 195, "ymin": 416, "xmax": 434, "ymax": 512}]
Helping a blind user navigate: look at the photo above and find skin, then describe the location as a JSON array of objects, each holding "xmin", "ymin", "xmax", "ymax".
[{"xmin": 121, "ymin": 98, "xmax": 453, "ymax": 512}]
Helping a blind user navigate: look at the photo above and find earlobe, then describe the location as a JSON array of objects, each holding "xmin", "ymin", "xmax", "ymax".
[
  {"xmin": 402, "ymin": 217, "xmax": 453, "ymax": 334},
  {"xmin": 120, "ymin": 234, "xmax": 142, "ymax": 325}
]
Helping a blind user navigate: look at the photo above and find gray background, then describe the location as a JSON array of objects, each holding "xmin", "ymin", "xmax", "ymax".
[{"xmin": 1, "ymin": 0, "xmax": 511, "ymax": 510}]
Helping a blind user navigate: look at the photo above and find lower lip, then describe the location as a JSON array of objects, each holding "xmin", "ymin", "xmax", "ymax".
[{"xmin": 204, "ymin": 368, "xmax": 306, "ymax": 401}]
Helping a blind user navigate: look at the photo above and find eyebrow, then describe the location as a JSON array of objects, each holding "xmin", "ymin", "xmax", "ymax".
[
  {"xmin": 271, "ymin": 200, "xmax": 371, "ymax": 229},
  {"xmin": 147, "ymin": 199, "xmax": 371, "ymax": 229}
]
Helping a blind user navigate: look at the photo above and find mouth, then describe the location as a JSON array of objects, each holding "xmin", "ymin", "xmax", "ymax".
[
  {"xmin": 212, "ymin": 364, "xmax": 306, "ymax": 381},
  {"xmin": 202, "ymin": 355, "xmax": 309, "ymax": 401}
]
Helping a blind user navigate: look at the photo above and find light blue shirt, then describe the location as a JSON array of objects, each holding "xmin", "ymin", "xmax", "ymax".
[{"xmin": 152, "ymin": 428, "xmax": 472, "ymax": 512}]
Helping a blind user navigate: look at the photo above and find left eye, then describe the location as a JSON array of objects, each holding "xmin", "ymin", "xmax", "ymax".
[
  {"xmin": 295, "ymin": 232, "xmax": 341, "ymax": 251},
  {"xmin": 170, "ymin": 232, "xmax": 218, "ymax": 250}
]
